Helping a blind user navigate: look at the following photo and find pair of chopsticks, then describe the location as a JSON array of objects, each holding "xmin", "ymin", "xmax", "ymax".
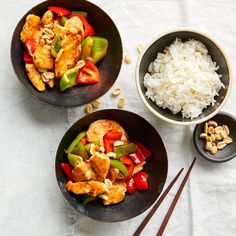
[{"xmin": 133, "ymin": 157, "xmax": 196, "ymax": 236}]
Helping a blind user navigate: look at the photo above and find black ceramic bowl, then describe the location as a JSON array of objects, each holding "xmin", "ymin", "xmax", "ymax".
[
  {"xmin": 136, "ymin": 29, "xmax": 232, "ymax": 125},
  {"xmin": 193, "ymin": 112, "xmax": 236, "ymax": 162},
  {"xmin": 11, "ymin": 0, "xmax": 122, "ymax": 107},
  {"xmin": 55, "ymin": 109, "xmax": 168, "ymax": 222}
]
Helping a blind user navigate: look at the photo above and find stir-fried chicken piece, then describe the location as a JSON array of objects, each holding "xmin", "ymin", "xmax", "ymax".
[
  {"xmin": 107, "ymin": 168, "xmax": 119, "ymax": 183},
  {"xmin": 87, "ymin": 119, "xmax": 128, "ymax": 145},
  {"xmin": 72, "ymin": 152, "xmax": 110, "ymax": 182},
  {"xmin": 66, "ymin": 180, "xmax": 109, "ymax": 196},
  {"xmin": 90, "ymin": 153, "xmax": 110, "ymax": 181},
  {"xmin": 53, "ymin": 24, "xmax": 67, "ymax": 37},
  {"xmin": 42, "ymin": 10, "xmax": 53, "ymax": 25},
  {"xmin": 53, "ymin": 17, "xmax": 84, "ymax": 37},
  {"xmin": 53, "ymin": 17, "xmax": 84, "ymax": 78},
  {"xmin": 64, "ymin": 16, "xmax": 84, "ymax": 37},
  {"xmin": 47, "ymin": 79, "xmax": 54, "ymax": 88},
  {"xmin": 25, "ymin": 63, "xmax": 45, "ymax": 91},
  {"xmin": 55, "ymin": 34, "xmax": 81, "ymax": 78},
  {"xmin": 21, "ymin": 14, "xmax": 42, "ymax": 43},
  {"xmin": 72, "ymin": 161, "xmax": 96, "ymax": 182},
  {"xmin": 101, "ymin": 182, "xmax": 127, "ymax": 205},
  {"xmin": 33, "ymin": 40, "xmax": 54, "ymax": 70}
]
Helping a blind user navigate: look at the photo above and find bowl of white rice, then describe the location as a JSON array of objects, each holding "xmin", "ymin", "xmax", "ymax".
[{"xmin": 136, "ymin": 29, "xmax": 232, "ymax": 125}]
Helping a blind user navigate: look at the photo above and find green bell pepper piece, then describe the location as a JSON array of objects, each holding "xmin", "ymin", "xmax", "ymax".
[
  {"xmin": 60, "ymin": 16, "xmax": 69, "ymax": 26},
  {"xmin": 82, "ymin": 195, "xmax": 97, "ymax": 204},
  {"xmin": 110, "ymin": 159, "xmax": 129, "ymax": 177},
  {"xmin": 81, "ymin": 36, "xmax": 108, "ymax": 64},
  {"xmin": 73, "ymin": 142, "xmax": 89, "ymax": 160},
  {"xmin": 84, "ymin": 143, "xmax": 91, "ymax": 154},
  {"xmin": 51, "ymin": 35, "xmax": 62, "ymax": 58},
  {"xmin": 80, "ymin": 36, "xmax": 94, "ymax": 61},
  {"xmin": 68, "ymin": 153, "xmax": 83, "ymax": 166},
  {"xmin": 71, "ymin": 11, "xmax": 88, "ymax": 18},
  {"xmin": 60, "ymin": 67, "xmax": 79, "ymax": 91},
  {"xmin": 84, "ymin": 143, "xmax": 90, "ymax": 154},
  {"xmin": 114, "ymin": 143, "xmax": 138, "ymax": 159},
  {"xmin": 67, "ymin": 131, "xmax": 87, "ymax": 154},
  {"xmin": 89, "ymin": 36, "xmax": 108, "ymax": 64}
]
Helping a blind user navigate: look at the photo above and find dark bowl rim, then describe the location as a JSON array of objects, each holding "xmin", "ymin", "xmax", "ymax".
[
  {"xmin": 10, "ymin": 0, "xmax": 123, "ymax": 108},
  {"xmin": 55, "ymin": 108, "xmax": 168, "ymax": 222},
  {"xmin": 135, "ymin": 28, "xmax": 233, "ymax": 125},
  {"xmin": 193, "ymin": 111, "xmax": 236, "ymax": 163}
]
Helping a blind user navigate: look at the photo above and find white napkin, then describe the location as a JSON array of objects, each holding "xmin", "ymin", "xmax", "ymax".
[{"xmin": 67, "ymin": 0, "xmax": 236, "ymax": 235}]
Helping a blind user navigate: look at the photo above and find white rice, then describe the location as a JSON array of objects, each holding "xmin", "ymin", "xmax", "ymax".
[{"xmin": 144, "ymin": 38, "xmax": 224, "ymax": 119}]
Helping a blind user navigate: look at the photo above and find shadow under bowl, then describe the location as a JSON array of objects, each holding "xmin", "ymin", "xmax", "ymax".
[
  {"xmin": 11, "ymin": 0, "xmax": 122, "ymax": 107},
  {"xmin": 55, "ymin": 109, "xmax": 168, "ymax": 222}
]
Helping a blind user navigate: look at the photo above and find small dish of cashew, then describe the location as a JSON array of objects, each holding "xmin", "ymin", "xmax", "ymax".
[{"xmin": 193, "ymin": 112, "xmax": 236, "ymax": 163}]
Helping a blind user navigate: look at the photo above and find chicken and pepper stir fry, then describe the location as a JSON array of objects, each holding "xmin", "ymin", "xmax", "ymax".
[
  {"xmin": 61, "ymin": 119, "xmax": 152, "ymax": 206},
  {"xmin": 20, "ymin": 6, "xmax": 108, "ymax": 92}
]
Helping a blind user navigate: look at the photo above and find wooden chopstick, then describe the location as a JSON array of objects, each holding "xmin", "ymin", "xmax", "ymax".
[
  {"xmin": 133, "ymin": 168, "xmax": 184, "ymax": 236},
  {"xmin": 156, "ymin": 157, "xmax": 196, "ymax": 236}
]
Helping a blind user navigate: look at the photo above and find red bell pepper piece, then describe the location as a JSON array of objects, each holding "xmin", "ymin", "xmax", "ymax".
[
  {"xmin": 61, "ymin": 163, "xmax": 73, "ymax": 181},
  {"xmin": 48, "ymin": 6, "xmax": 71, "ymax": 17},
  {"xmin": 23, "ymin": 51, "xmax": 33, "ymax": 64},
  {"xmin": 135, "ymin": 141, "xmax": 152, "ymax": 159},
  {"xmin": 25, "ymin": 35, "xmax": 40, "ymax": 55},
  {"xmin": 129, "ymin": 152, "xmax": 145, "ymax": 164},
  {"xmin": 120, "ymin": 156, "xmax": 134, "ymax": 178},
  {"xmin": 103, "ymin": 131, "xmax": 122, "ymax": 153},
  {"xmin": 128, "ymin": 141, "xmax": 151, "ymax": 164},
  {"xmin": 126, "ymin": 177, "xmax": 136, "ymax": 194},
  {"xmin": 77, "ymin": 61, "xmax": 99, "ymax": 84},
  {"xmin": 69, "ymin": 14, "xmax": 95, "ymax": 37},
  {"xmin": 133, "ymin": 171, "xmax": 149, "ymax": 191}
]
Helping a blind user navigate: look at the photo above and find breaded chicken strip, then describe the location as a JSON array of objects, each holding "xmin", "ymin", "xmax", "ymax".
[
  {"xmin": 66, "ymin": 180, "xmax": 109, "ymax": 196},
  {"xmin": 42, "ymin": 10, "xmax": 53, "ymax": 25},
  {"xmin": 54, "ymin": 17, "xmax": 84, "ymax": 78},
  {"xmin": 64, "ymin": 16, "xmax": 84, "ymax": 37},
  {"xmin": 53, "ymin": 17, "xmax": 84, "ymax": 38},
  {"xmin": 20, "ymin": 14, "xmax": 42, "ymax": 43},
  {"xmin": 46, "ymin": 79, "xmax": 55, "ymax": 88},
  {"xmin": 25, "ymin": 64, "xmax": 45, "ymax": 91},
  {"xmin": 53, "ymin": 24, "xmax": 67, "ymax": 37},
  {"xmin": 55, "ymin": 34, "xmax": 81, "ymax": 78},
  {"xmin": 33, "ymin": 40, "xmax": 54, "ymax": 70}
]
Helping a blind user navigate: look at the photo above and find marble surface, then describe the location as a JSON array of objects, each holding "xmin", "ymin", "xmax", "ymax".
[{"xmin": 1, "ymin": 0, "xmax": 236, "ymax": 236}]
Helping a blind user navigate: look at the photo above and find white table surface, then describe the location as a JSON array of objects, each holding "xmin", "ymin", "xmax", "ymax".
[{"xmin": 1, "ymin": 0, "xmax": 236, "ymax": 236}]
